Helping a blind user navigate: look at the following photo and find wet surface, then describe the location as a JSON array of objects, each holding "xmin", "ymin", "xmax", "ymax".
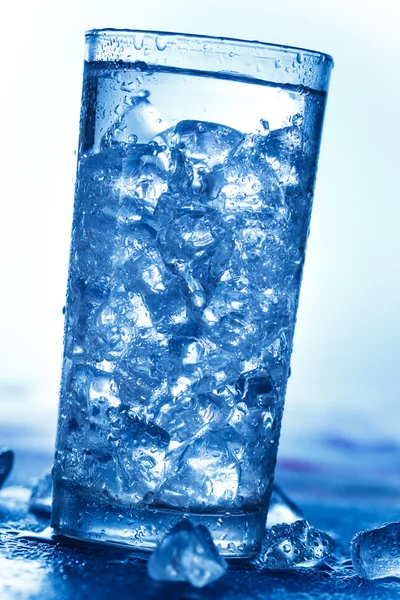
[{"xmin": 1, "ymin": 450, "xmax": 400, "ymax": 599}]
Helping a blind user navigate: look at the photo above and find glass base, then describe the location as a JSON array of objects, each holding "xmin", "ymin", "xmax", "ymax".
[{"xmin": 51, "ymin": 481, "xmax": 266, "ymax": 558}]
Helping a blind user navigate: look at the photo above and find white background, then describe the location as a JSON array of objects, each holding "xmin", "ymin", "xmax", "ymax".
[{"xmin": 0, "ymin": 0, "xmax": 399, "ymax": 455}]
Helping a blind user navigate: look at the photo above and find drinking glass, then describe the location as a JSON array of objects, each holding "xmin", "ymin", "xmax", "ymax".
[{"xmin": 52, "ymin": 29, "xmax": 333, "ymax": 557}]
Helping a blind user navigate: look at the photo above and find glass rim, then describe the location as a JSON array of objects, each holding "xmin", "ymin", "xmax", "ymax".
[{"xmin": 85, "ymin": 28, "xmax": 334, "ymax": 66}]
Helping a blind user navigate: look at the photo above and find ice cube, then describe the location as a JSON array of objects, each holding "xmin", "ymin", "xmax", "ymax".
[
  {"xmin": 118, "ymin": 145, "xmax": 168, "ymax": 219},
  {"xmin": 174, "ymin": 120, "xmax": 243, "ymax": 169},
  {"xmin": 210, "ymin": 149, "xmax": 284, "ymax": 215},
  {"xmin": 64, "ymin": 365, "xmax": 120, "ymax": 416},
  {"xmin": 159, "ymin": 209, "xmax": 223, "ymax": 265},
  {"xmin": 114, "ymin": 360, "xmax": 167, "ymax": 421},
  {"xmin": 153, "ymin": 385, "xmax": 235, "ymax": 444},
  {"xmin": 202, "ymin": 306, "xmax": 265, "ymax": 379},
  {"xmin": 122, "ymin": 250, "xmax": 169, "ymax": 295},
  {"xmin": 87, "ymin": 288, "xmax": 155, "ymax": 361},
  {"xmin": 102, "ymin": 93, "xmax": 168, "ymax": 146},
  {"xmin": 154, "ymin": 396, "xmax": 212, "ymax": 443},
  {"xmin": 74, "ymin": 144, "xmax": 168, "ymax": 287},
  {"xmin": 29, "ymin": 471, "xmax": 53, "ymax": 517},
  {"xmin": 350, "ymin": 522, "xmax": 400, "ymax": 580},
  {"xmin": 0, "ymin": 449, "xmax": 13, "ymax": 488},
  {"xmin": 155, "ymin": 195, "xmax": 233, "ymax": 304},
  {"xmin": 147, "ymin": 520, "xmax": 227, "ymax": 587},
  {"xmin": 64, "ymin": 280, "xmax": 111, "ymax": 358},
  {"xmin": 112, "ymin": 415, "xmax": 170, "ymax": 503},
  {"xmin": 267, "ymin": 484, "xmax": 302, "ymax": 528},
  {"xmin": 74, "ymin": 146, "xmax": 124, "ymax": 217},
  {"xmin": 157, "ymin": 431, "xmax": 239, "ymax": 509},
  {"xmin": 153, "ymin": 120, "xmax": 243, "ymax": 195},
  {"xmin": 71, "ymin": 147, "xmax": 129, "ymax": 290},
  {"xmin": 253, "ymin": 520, "xmax": 334, "ymax": 569},
  {"xmin": 57, "ymin": 395, "xmax": 162, "ymax": 506},
  {"xmin": 260, "ymin": 125, "xmax": 303, "ymax": 187},
  {"xmin": 213, "ymin": 424, "xmax": 269, "ymax": 506},
  {"xmin": 57, "ymin": 447, "xmax": 124, "ymax": 501}
]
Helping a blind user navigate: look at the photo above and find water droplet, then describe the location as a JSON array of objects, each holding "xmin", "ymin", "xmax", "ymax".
[
  {"xmin": 128, "ymin": 134, "xmax": 138, "ymax": 144},
  {"xmin": 134, "ymin": 35, "xmax": 143, "ymax": 50},
  {"xmin": 263, "ymin": 413, "xmax": 273, "ymax": 429},
  {"xmin": 143, "ymin": 491, "xmax": 155, "ymax": 505},
  {"xmin": 283, "ymin": 543, "xmax": 291, "ymax": 553},
  {"xmin": 275, "ymin": 59, "xmax": 282, "ymax": 69},
  {"xmin": 144, "ymin": 48, "xmax": 152, "ymax": 57},
  {"xmin": 191, "ymin": 290, "xmax": 206, "ymax": 308},
  {"xmin": 156, "ymin": 36, "xmax": 168, "ymax": 51},
  {"xmin": 114, "ymin": 104, "xmax": 124, "ymax": 116},
  {"xmin": 235, "ymin": 494, "xmax": 245, "ymax": 507},
  {"xmin": 260, "ymin": 119, "xmax": 270, "ymax": 133},
  {"xmin": 292, "ymin": 113, "xmax": 303, "ymax": 127},
  {"xmin": 296, "ymin": 52, "xmax": 304, "ymax": 64}
]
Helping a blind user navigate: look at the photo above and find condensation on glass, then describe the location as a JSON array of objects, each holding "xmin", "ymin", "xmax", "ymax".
[{"xmin": 52, "ymin": 29, "xmax": 333, "ymax": 557}]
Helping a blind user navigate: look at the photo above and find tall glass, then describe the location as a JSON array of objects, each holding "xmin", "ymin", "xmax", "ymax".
[{"xmin": 52, "ymin": 29, "xmax": 333, "ymax": 557}]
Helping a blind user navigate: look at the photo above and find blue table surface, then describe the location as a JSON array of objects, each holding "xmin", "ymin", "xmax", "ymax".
[{"xmin": 1, "ymin": 444, "xmax": 400, "ymax": 600}]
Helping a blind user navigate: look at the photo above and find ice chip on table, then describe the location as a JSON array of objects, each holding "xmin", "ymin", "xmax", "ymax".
[
  {"xmin": 253, "ymin": 520, "xmax": 334, "ymax": 569},
  {"xmin": 147, "ymin": 520, "xmax": 227, "ymax": 587},
  {"xmin": 102, "ymin": 92, "xmax": 168, "ymax": 147},
  {"xmin": 350, "ymin": 522, "xmax": 400, "ymax": 580},
  {"xmin": 29, "ymin": 471, "xmax": 53, "ymax": 517},
  {"xmin": 0, "ymin": 449, "xmax": 13, "ymax": 488},
  {"xmin": 267, "ymin": 483, "xmax": 302, "ymax": 528}
]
